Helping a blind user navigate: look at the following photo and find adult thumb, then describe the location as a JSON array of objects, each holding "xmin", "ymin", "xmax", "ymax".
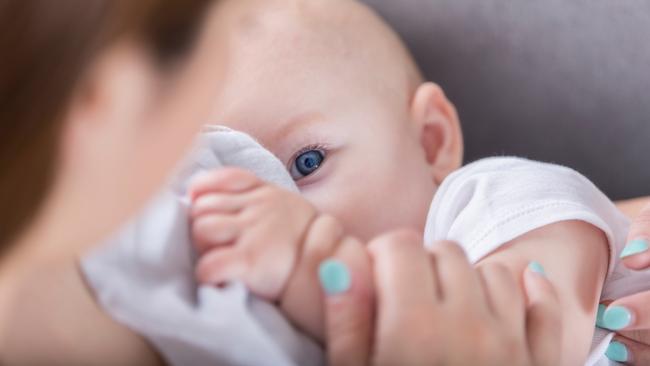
[{"xmin": 319, "ymin": 236, "xmax": 374, "ymax": 366}]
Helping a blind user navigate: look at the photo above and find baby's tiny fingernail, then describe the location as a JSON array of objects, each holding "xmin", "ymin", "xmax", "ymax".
[
  {"xmin": 603, "ymin": 306, "xmax": 633, "ymax": 330},
  {"xmin": 620, "ymin": 238, "xmax": 649, "ymax": 258},
  {"xmin": 319, "ymin": 259, "xmax": 351, "ymax": 295},
  {"xmin": 528, "ymin": 261, "xmax": 546, "ymax": 277},
  {"xmin": 596, "ymin": 304, "xmax": 607, "ymax": 328},
  {"xmin": 605, "ymin": 341, "xmax": 629, "ymax": 362}
]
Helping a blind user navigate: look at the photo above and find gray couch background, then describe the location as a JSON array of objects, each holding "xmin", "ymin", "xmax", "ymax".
[{"xmin": 363, "ymin": 0, "xmax": 650, "ymax": 200}]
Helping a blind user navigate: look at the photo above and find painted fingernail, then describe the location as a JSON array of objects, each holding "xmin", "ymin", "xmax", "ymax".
[
  {"xmin": 596, "ymin": 304, "xmax": 607, "ymax": 328},
  {"xmin": 528, "ymin": 261, "xmax": 546, "ymax": 277},
  {"xmin": 602, "ymin": 306, "xmax": 633, "ymax": 330},
  {"xmin": 620, "ymin": 239, "xmax": 649, "ymax": 258},
  {"xmin": 319, "ymin": 259, "xmax": 351, "ymax": 295},
  {"xmin": 605, "ymin": 341, "xmax": 629, "ymax": 362}
]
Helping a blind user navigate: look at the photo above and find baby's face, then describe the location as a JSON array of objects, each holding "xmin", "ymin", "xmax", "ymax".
[
  {"xmin": 215, "ymin": 73, "xmax": 437, "ymax": 241},
  {"xmin": 222, "ymin": 94, "xmax": 437, "ymax": 240},
  {"xmin": 211, "ymin": 0, "xmax": 443, "ymax": 240}
]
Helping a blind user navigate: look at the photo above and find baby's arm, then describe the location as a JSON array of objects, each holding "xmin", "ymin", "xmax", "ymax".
[
  {"xmin": 425, "ymin": 157, "xmax": 625, "ymax": 365},
  {"xmin": 476, "ymin": 220, "xmax": 609, "ymax": 366}
]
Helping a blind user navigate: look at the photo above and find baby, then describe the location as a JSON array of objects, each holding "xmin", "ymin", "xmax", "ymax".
[{"xmin": 189, "ymin": 0, "xmax": 647, "ymax": 364}]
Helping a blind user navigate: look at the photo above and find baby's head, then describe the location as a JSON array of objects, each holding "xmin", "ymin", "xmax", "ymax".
[{"xmin": 214, "ymin": 0, "xmax": 463, "ymax": 240}]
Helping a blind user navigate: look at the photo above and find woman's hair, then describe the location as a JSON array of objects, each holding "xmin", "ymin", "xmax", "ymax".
[{"xmin": 0, "ymin": 0, "xmax": 213, "ymax": 247}]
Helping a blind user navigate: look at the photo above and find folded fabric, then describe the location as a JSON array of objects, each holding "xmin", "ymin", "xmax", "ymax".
[{"xmin": 82, "ymin": 126, "xmax": 322, "ymax": 366}]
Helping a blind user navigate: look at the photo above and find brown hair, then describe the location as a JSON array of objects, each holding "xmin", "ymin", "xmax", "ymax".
[{"xmin": 0, "ymin": 0, "xmax": 213, "ymax": 247}]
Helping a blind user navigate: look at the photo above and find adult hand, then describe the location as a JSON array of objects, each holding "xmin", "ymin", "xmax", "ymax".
[
  {"xmin": 598, "ymin": 202, "xmax": 650, "ymax": 364},
  {"xmin": 318, "ymin": 230, "xmax": 562, "ymax": 366}
]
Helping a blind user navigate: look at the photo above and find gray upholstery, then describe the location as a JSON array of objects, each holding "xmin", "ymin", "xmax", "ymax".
[{"xmin": 362, "ymin": 0, "xmax": 650, "ymax": 199}]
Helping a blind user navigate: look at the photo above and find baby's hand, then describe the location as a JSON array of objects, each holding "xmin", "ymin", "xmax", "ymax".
[{"xmin": 190, "ymin": 168, "xmax": 317, "ymax": 301}]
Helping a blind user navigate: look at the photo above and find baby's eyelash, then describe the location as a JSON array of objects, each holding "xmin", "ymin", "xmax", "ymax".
[{"xmin": 294, "ymin": 143, "xmax": 328, "ymax": 156}]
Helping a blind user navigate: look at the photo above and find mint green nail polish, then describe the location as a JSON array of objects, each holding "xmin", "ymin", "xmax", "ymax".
[
  {"xmin": 319, "ymin": 259, "xmax": 351, "ymax": 295},
  {"xmin": 605, "ymin": 341, "xmax": 629, "ymax": 362},
  {"xmin": 621, "ymin": 239, "xmax": 649, "ymax": 258},
  {"xmin": 603, "ymin": 306, "xmax": 633, "ymax": 330},
  {"xmin": 528, "ymin": 261, "xmax": 546, "ymax": 276},
  {"xmin": 596, "ymin": 304, "xmax": 607, "ymax": 328}
]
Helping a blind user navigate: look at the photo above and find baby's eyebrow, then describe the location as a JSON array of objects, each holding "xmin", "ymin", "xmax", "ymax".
[{"xmin": 272, "ymin": 111, "xmax": 324, "ymax": 142}]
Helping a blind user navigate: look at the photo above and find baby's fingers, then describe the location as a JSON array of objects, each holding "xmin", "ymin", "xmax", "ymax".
[
  {"xmin": 196, "ymin": 246, "xmax": 291, "ymax": 300},
  {"xmin": 191, "ymin": 193, "xmax": 246, "ymax": 218},
  {"xmin": 189, "ymin": 168, "xmax": 261, "ymax": 201},
  {"xmin": 195, "ymin": 248, "xmax": 248, "ymax": 286},
  {"xmin": 523, "ymin": 262, "xmax": 561, "ymax": 366},
  {"xmin": 192, "ymin": 215, "xmax": 241, "ymax": 253}
]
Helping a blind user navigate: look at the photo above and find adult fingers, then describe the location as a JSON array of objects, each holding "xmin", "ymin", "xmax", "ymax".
[
  {"xmin": 600, "ymin": 291, "xmax": 650, "ymax": 331},
  {"xmin": 430, "ymin": 241, "xmax": 483, "ymax": 306},
  {"xmin": 321, "ymin": 236, "xmax": 374, "ymax": 366},
  {"xmin": 523, "ymin": 262, "xmax": 562, "ymax": 366},
  {"xmin": 477, "ymin": 262, "xmax": 525, "ymax": 332},
  {"xmin": 622, "ymin": 203, "xmax": 650, "ymax": 270},
  {"xmin": 369, "ymin": 231, "xmax": 439, "ymax": 311},
  {"xmin": 367, "ymin": 231, "xmax": 440, "ymax": 366},
  {"xmin": 282, "ymin": 215, "xmax": 344, "ymax": 338},
  {"xmin": 605, "ymin": 335, "xmax": 650, "ymax": 365},
  {"xmin": 618, "ymin": 329, "xmax": 650, "ymax": 350}
]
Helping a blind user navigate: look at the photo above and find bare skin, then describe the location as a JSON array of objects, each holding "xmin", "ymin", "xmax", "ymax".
[
  {"xmin": 321, "ymin": 229, "xmax": 564, "ymax": 366},
  {"xmin": 0, "ymin": 0, "xmax": 642, "ymax": 364},
  {"xmin": 600, "ymin": 198, "xmax": 650, "ymax": 365},
  {"xmin": 0, "ymin": 2, "xmax": 232, "ymax": 364},
  {"xmin": 0, "ymin": 259, "xmax": 164, "ymax": 366},
  {"xmin": 190, "ymin": 170, "xmax": 566, "ymax": 364},
  {"xmin": 617, "ymin": 197, "xmax": 650, "ymax": 221},
  {"xmin": 190, "ymin": 168, "xmax": 608, "ymax": 365},
  {"xmin": 194, "ymin": 0, "xmax": 610, "ymax": 364}
]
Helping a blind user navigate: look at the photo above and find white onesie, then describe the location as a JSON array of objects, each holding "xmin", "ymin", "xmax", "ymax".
[{"xmin": 82, "ymin": 128, "xmax": 648, "ymax": 366}]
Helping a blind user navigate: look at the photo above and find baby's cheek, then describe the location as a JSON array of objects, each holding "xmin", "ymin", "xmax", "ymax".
[
  {"xmin": 301, "ymin": 189, "xmax": 366, "ymax": 240},
  {"xmin": 375, "ymin": 177, "xmax": 436, "ymax": 235}
]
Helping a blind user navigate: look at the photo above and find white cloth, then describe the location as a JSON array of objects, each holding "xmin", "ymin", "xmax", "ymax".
[
  {"xmin": 424, "ymin": 157, "xmax": 650, "ymax": 366},
  {"xmin": 82, "ymin": 127, "xmax": 320, "ymax": 366},
  {"xmin": 83, "ymin": 127, "xmax": 647, "ymax": 366}
]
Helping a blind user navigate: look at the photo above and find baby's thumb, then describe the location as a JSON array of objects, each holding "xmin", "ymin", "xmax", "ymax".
[
  {"xmin": 622, "ymin": 203, "xmax": 650, "ymax": 270},
  {"xmin": 523, "ymin": 262, "xmax": 562, "ymax": 366}
]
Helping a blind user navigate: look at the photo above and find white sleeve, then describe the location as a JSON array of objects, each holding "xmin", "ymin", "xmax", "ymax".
[{"xmin": 423, "ymin": 157, "xmax": 629, "ymax": 278}]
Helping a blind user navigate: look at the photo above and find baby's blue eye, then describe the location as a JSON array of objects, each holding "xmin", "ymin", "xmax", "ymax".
[{"xmin": 290, "ymin": 149, "xmax": 325, "ymax": 180}]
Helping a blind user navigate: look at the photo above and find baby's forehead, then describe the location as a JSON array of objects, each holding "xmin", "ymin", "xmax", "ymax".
[{"xmin": 217, "ymin": 0, "xmax": 421, "ymax": 111}]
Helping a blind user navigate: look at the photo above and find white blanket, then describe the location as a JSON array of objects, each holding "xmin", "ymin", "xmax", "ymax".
[{"xmin": 82, "ymin": 126, "xmax": 322, "ymax": 366}]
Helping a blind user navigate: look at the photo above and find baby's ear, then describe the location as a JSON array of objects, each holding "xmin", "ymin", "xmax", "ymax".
[{"xmin": 410, "ymin": 82, "xmax": 464, "ymax": 184}]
